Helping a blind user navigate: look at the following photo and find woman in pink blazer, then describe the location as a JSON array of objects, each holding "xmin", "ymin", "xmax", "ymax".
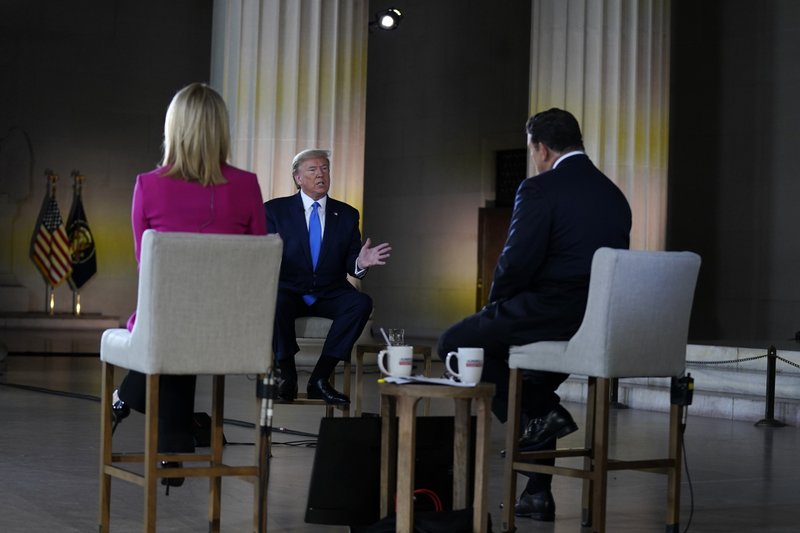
[{"xmin": 113, "ymin": 83, "xmax": 267, "ymax": 488}]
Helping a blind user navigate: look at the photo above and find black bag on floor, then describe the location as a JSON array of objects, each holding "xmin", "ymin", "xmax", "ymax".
[
  {"xmin": 192, "ymin": 411, "xmax": 227, "ymax": 447},
  {"xmin": 306, "ymin": 416, "xmax": 476, "ymax": 527},
  {"xmin": 356, "ymin": 508, "xmax": 493, "ymax": 533}
]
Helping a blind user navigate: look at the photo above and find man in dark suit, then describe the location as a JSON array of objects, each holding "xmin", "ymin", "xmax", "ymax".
[
  {"xmin": 438, "ymin": 108, "xmax": 631, "ymax": 520},
  {"xmin": 265, "ymin": 149, "xmax": 391, "ymax": 405}
]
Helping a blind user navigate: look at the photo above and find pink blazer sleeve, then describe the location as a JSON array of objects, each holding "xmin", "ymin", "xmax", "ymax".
[{"xmin": 131, "ymin": 175, "xmax": 149, "ymax": 264}]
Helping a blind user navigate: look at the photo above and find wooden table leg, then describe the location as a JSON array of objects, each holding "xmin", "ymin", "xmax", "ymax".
[
  {"xmin": 355, "ymin": 349, "xmax": 365, "ymax": 417},
  {"xmin": 379, "ymin": 394, "xmax": 397, "ymax": 518},
  {"xmin": 395, "ymin": 396, "xmax": 420, "ymax": 533},
  {"xmin": 378, "ymin": 382, "xmax": 494, "ymax": 533},
  {"xmin": 473, "ymin": 396, "xmax": 491, "ymax": 533},
  {"xmin": 421, "ymin": 348, "xmax": 432, "ymax": 416},
  {"xmin": 452, "ymin": 398, "xmax": 471, "ymax": 509}
]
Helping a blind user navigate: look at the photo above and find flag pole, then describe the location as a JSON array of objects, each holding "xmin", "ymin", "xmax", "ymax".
[
  {"xmin": 46, "ymin": 285, "xmax": 53, "ymax": 315},
  {"xmin": 70, "ymin": 170, "xmax": 84, "ymax": 316},
  {"xmin": 66, "ymin": 169, "xmax": 95, "ymax": 309},
  {"xmin": 45, "ymin": 171, "xmax": 58, "ymax": 315}
]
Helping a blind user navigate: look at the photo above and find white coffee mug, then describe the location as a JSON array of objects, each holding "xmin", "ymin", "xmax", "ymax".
[
  {"xmin": 378, "ymin": 345, "xmax": 414, "ymax": 377},
  {"xmin": 445, "ymin": 347, "xmax": 484, "ymax": 384}
]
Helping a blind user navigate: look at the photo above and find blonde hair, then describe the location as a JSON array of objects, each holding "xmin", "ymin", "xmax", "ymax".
[{"xmin": 161, "ymin": 83, "xmax": 230, "ymax": 186}]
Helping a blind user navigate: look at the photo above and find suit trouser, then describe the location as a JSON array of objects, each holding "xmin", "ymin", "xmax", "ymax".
[
  {"xmin": 118, "ymin": 371, "xmax": 197, "ymax": 453},
  {"xmin": 437, "ymin": 306, "xmax": 569, "ymax": 494},
  {"xmin": 437, "ymin": 308, "xmax": 569, "ymax": 422},
  {"xmin": 273, "ymin": 288, "xmax": 372, "ymax": 362}
]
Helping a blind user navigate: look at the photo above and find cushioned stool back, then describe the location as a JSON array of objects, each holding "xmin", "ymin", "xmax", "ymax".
[
  {"xmin": 101, "ymin": 230, "xmax": 282, "ymax": 375},
  {"xmin": 510, "ymin": 247, "xmax": 701, "ymax": 378}
]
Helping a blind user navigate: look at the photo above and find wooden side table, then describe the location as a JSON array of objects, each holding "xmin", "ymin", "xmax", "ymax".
[
  {"xmin": 379, "ymin": 382, "xmax": 495, "ymax": 533},
  {"xmin": 354, "ymin": 343, "xmax": 432, "ymax": 416}
]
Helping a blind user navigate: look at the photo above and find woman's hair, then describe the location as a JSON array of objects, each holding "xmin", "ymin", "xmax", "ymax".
[{"xmin": 161, "ymin": 83, "xmax": 230, "ymax": 186}]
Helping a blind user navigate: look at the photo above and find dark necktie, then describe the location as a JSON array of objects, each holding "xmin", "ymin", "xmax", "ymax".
[{"xmin": 303, "ymin": 201, "xmax": 321, "ymax": 305}]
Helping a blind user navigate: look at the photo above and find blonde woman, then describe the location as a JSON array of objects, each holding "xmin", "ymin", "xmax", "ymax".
[{"xmin": 113, "ymin": 83, "xmax": 267, "ymax": 488}]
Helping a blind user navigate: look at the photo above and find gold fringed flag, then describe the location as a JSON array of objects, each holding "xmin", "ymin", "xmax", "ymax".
[
  {"xmin": 66, "ymin": 171, "xmax": 97, "ymax": 289},
  {"xmin": 30, "ymin": 171, "xmax": 72, "ymax": 287}
]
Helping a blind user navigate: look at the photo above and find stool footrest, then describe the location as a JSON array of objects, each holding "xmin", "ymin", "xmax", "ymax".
[
  {"xmin": 607, "ymin": 458, "xmax": 676, "ymax": 472},
  {"xmin": 110, "ymin": 452, "xmax": 214, "ymax": 463},
  {"xmin": 511, "ymin": 461, "xmax": 592, "ymax": 480},
  {"xmin": 517, "ymin": 447, "xmax": 589, "ymax": 460}
]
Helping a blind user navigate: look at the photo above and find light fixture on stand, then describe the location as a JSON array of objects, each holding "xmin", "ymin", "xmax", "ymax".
[{"xmin": 370, "ymin": 8, "xmax": 404, "ymax": 32}]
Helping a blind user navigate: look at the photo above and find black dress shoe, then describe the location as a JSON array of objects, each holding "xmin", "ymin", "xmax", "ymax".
[
  {"xmin": 307, "ymin": 378, "xmax": 350, "ymax": 405},
  {"xmin": 519, "ymin": 404, "xmax": 578, "ymax": 451},
  {"xmin": 277, "ymin": 375, "xmax": 298, "ymax": 402},
  {"xmin": 111, "ymin": 390, "xmax": 130, "ymax": 433},
  {"xmin": 515, "ymin": 489, "xmax": 555, "ymax": 521},
  {"xmin": 160, "ymin": 461, "xmax": 184, "ymax": 495}
]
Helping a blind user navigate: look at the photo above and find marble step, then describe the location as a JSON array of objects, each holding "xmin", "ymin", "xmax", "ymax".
[{"xmin": 557, "ymin": 343, "xmax": 800, "ymax": 426}]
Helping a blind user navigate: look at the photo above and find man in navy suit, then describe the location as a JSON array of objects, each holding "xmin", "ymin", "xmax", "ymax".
[
  {"xmin": 265, "ymin": 149, "xmax": 391, "ymax": 405},
  {"xmin": 438, "ymin": 109, "xmax": 631, "ymax": 520}
]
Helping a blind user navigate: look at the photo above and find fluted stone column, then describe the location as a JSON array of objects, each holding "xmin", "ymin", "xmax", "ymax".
[
  {"xmin": 529, "ymin": 0, "xmax": 670, "ymax": 250},
  {"xmin": 211, "ymin": 0, "xmax": 369, "ymax": 211}
]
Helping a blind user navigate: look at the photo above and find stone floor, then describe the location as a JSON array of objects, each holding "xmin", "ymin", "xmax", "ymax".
[{"xmin": 1, "ymin": 353, "xmax": 799, "ymax": 532}]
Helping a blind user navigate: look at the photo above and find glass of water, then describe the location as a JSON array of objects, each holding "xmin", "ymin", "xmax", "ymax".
[{"xmin": 387, "ymin": 328, "xmax": 405, "ymax": 346}]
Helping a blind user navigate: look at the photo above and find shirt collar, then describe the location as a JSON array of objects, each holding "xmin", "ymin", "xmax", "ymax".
[
  {"xmin": 299, "ymin": 191, "xmax": 327, "ymax": 211},
  {"xmin": 553, "ymin": 150, "xmax": 584, "ymax": 168}
]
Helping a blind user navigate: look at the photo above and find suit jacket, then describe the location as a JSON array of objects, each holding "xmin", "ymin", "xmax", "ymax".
[
  {"xmin": 127, "ymin": 163, "xmax": 267, "ymax": 330},
  {"xmin": 265, "ymin": 193, "xmax": 364, "ymax": 301},
  {"xmin": 487, "ymin": 153, "xmax": 632, "ymax": 344}
]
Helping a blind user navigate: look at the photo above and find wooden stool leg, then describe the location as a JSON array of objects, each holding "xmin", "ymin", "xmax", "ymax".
[
  {"xmin": 502, "ymin": 368, "xmax": 523, "ymax": 533},
  {"xmin": 666, "ymin": 403, "xmax": 683, "ymax": 532},
  {"xmin": 255, "ymin": 373, "xmax": 271, "ymax": 533},
  {"xmin": 592, "ymin": 378, "xmax": 610, "ymax": 533},
  {"xmin": 98, "ymin": 362, "xmax": 114, "ymax": 533},
  {"xmin": 342, "ymin": 360, "xmax": 352, "ymax": 418},
  {"xmin": 144, "ymin": 374, "xmax": 160, "ymax": 533},
  {"xmin": 209, "ymin": 375, "xmax": 224, "ymax": 532},
  {"xmin": 325, "ymin": 373, "xmax": 334, "ymax": 418},
  {"xmin": 582, "ymin": 377, "xmax": 598, "ymax": 526},
  {"xmin": 355, "ymin": 350, "xmax": 366, "ymax": 417}
]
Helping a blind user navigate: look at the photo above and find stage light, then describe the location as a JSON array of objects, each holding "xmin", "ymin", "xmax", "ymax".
[{"xmin": 370, "ymin": 8, "xmax": 403, "ymax": 32}]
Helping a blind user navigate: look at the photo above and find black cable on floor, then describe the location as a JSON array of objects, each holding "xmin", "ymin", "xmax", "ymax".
[
  {"xmin": 0, "ymin": 380, "xmax": 319, "ymax": 444},
  {"xmin": 0, "ymin": 381, "xmax": 100, "ymax": 402},
  {"xmin": 682, "ymin": 426, "xmax": 694, "ymax": 533}
]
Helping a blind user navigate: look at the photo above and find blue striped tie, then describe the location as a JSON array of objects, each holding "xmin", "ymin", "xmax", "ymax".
[{"xmin": 303, "ymin": 201, "xmax": 321, "ymax": 305}]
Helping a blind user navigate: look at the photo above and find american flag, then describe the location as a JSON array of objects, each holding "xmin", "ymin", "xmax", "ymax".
[{"xmin": 31, "ymin": 194, "xmax": 73, "ymax": 287}]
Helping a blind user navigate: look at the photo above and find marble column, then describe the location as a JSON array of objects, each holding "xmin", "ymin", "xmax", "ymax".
[
  {"xmin": 210, "ymin": 0, "xmax": 370, "ymax": 211},
  {"xmin": 529, "ymin": 0, "xmax": 670, "ymax": 250}
]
